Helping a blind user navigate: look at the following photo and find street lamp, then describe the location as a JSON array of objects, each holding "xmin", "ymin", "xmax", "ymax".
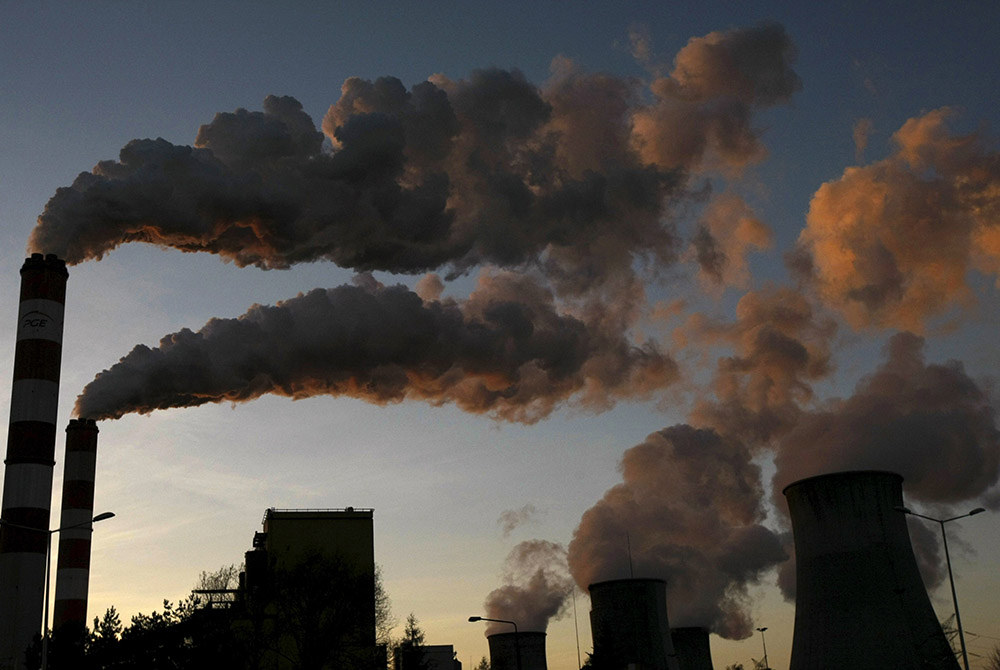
[
  {"xmin": 0, "ymin": 511, "xmax": 115, "ymax": 670},
  {"xmin": 469, "ymin": 616, "xmax": 521, "ymax": 670},
  {"xmin": 895, "ymin": 505, "xmax": 985, "ymax": 670},
  {"xmin": 755, "ymin": 626, "xmax": 769, "ymax": 670}
]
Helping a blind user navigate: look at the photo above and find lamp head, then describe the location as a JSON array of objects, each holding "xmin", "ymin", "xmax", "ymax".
[
  {"xmin": 894, "ymin": 506, "xmax": 912, "ymax": 514},
  {"xmin": 468, "ymin": 616, "xmax": 482, "ymax": 622},
  {"xmin": 969, "ymin": 508, "xmax": 986, "ymax": 516},
  {"xmin": 757, "ymin": 627, "xmax": 768, "ymax": 632},
  {"xmin": 92, "ymin": 512, "xmax": 115, "ymax": 522}
]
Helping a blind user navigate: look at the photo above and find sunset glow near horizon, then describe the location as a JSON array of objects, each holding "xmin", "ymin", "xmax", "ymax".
[{"xmin": 2, "ymin": 2, "xmax": 1000, "ymax": 668}]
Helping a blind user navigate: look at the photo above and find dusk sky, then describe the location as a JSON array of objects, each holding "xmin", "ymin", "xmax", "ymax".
[{"xmin": 3, "ymin": 2, "xmax": 1000, "ymax": 668}]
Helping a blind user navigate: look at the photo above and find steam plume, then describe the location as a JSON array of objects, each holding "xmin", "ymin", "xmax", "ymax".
[
  {"xmin": 792, "ymin": 108, "xmax": 1000, "ymax": 330},
  {"xmin": 773, "ymin": 331, "xmax": 1000, "ymax": 504},
  {"xmin": 483, "ymin": 540, "xmax": 573, "ymax": 634},
  {"xmin": 567, "ymin": 425, "xmax": 786, "ymax": 639},
  {"xmin": 74, "ymin": 272, "xmax": 676, "ymax": 422}
]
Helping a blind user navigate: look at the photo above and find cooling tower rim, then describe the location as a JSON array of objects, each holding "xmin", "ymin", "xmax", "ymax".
[
  {"xmin": 588, "ymin": 577, "xmax": 667, "ymax": 590},
  {"xmin": 781, "ymin": 469, "xmax": 902, "ymax": 496},
  {"xmin": 487, "ymin": 631, "xmax": 547, "ymax": 639},
  {"xmin": 66, "ymin": 418, "xmax": 99, "ymax": 430}
]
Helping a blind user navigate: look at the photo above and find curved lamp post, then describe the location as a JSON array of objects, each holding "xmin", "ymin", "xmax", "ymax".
[
  {"xmin": 895, "ymin": 506, "xmax": 985, "ymax": 670},
  {"xmin": 469, "ymin": 616, "xmax": 521, "ymax": 670},
  {"xmin": 755, "ymin": 626, "xmax": 769, "ymax": 670},
  {"xmin": 0, "ymin": 511, "xmax": 115, "ymax": 670}
]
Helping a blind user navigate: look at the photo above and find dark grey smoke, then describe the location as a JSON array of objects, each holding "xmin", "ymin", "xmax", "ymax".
[
  {"xmin": 74, "ymin": 273, "xmax": 676, "ymax": 422},
  {"xmin": 30, "ymin": 23, "xmax": 801, "ymax": 300}
]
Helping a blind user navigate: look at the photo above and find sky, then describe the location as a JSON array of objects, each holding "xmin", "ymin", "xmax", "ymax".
[{"xmin": 3, "ymin": 1, "xmax": 1000, "ymax": 668}]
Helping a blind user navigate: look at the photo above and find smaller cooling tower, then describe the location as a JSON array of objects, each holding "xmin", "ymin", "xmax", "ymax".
[
  {"xmin": 670, "ymin": 627, "xmax": 714, "ymax": 670},
  {"xmin": 53, "ymin": 419, "xmax": 99, "ymax": 631},
  {"xmin": 783, "ymin": 470, "xmax": 959, "ymax": 670},
  {"xmin": 588, "ymin": 578, "xmax": 681, "ymax": 670},
  {"xmin": 487, "ymin": 631, "xmax": 547, "ymax": 670}
]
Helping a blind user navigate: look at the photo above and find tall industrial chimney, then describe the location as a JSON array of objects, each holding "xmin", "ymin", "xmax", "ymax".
[
  {"xmin": 487, "ymin": 631, "xmax": 547, "ymax": 670},
  {"xmin": 783, "ymin": 470, "xmax": 960, "ymax": 670},
  {"xmin": 52, "ymin": 418, "xmax": 99, "ymax": 631},
  {"xmin": 588, "ymin": 578, "xmax": 681, "ymax": 670},
  {"xmin": 671, "ymin": 627, "xmax": 714, "ymax": 670},
  {"xmin": 0, "ymin": 254, "xmax": 68, "ymax": 670}
]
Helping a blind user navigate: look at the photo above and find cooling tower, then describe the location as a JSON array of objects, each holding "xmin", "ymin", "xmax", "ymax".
[
  {"xmin": 487, "ymin": 631, "xmax": 547, "ymax": 670},
  {"xmin": 0, "ymin": 254, "xmax": 68, "ymax": 670},
  {"xmin": 783, "ymin": 470, "xmax": 959, "ymax": 670},
  {"xmin": 588, "ymin": 578, "xmax": 681, "ymax": 670},
  {"xmin": 671, "ymin": 627, "xmax": 714, "ymax": 670},
  {"xmin": 52, "ymin": 419, "xmax": 99, "ymax": 631}
]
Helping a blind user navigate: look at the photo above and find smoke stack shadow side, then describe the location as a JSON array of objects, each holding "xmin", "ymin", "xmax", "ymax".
[
  {"xmin": 670, "ymin": 627, "xmax": 714, "ymax": 670},
  {"xmin": 53, "ymin": 418, "xmax": 99, "ymax": 632},
  {"xmin": 783, "ymin": 470, "xmax": 960, "ymax": 670},
  {"xmin": 0, "ymin": 254, "xmax": 68, "ymax": 670},
  {"xmin": 488, "ymin": 631, "xmax": 547, "ymax": 670},
  {"xmin": 588, "ymin": 579, "xmax": 681, "ymax": 670}
]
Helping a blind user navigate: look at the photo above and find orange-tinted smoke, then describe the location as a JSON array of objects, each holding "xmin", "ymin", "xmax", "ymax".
[
  {"xmin": 74, "ymin": 272, "xmax": 677, "ymax": 422},
  {"xmin": 793, "ymin": 108, "xmax": 1000, "ymax": 331}
]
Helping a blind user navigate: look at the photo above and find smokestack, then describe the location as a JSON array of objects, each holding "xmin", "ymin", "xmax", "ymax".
[
  {"xmin": 52, "ymin": 419, "xmax": 99, "ymax": 631},
  {"xmin": 782, "ymin": 470, "xmax": 960, "ymax": 670},
  {"xmin": 588, "ymin": 579, "xmax": 681, "ymax": 670},
  {"xmin": 670, "ymin": 627, "xmax": 714, "ymax": 670},
  {"xmin": 0, "ymin": 253, "xmax": 68, "ymax": 670},
  {"xmin": 487, "ymin": 631, "xmax": 547, "ymax": 670}
]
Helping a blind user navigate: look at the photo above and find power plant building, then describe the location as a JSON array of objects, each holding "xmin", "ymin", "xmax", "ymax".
[
  {"xmin": 783, "ymin": 470, "xmax": 960, "ymax": 670},
  {"xmin": 244, "ymin": 507, "xmax": 377, "ymax": 668}
]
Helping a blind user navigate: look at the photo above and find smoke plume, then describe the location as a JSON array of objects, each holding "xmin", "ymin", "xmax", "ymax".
[
  {"xmin": 30, "ymin": 23, "xmax": 800, "ymax": 301},
  {"xmin": 498, "ymin": 504, "xmax": 540, "ymax": 538},
  {"xmin": 792, "ymin": 108, "xmax": 1000, "ymax": 330},
  {"xmin": 483, "ymin": 540, "xmax": 573, "ymax": 634},
  {"xmin": 567, "ymin": 425, "xmax": 786, "ymax": 639},
  {"xmin": 74, "ymin": 272, "xmax": 676, "ymax": 422},
  {"xmin": 773, "ymin": 331, "xmax": 1000, "ymax": 504}
]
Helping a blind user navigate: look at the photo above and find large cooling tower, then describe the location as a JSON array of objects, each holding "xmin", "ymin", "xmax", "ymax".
[
  {"xmin": 487, "ymin": 632, "xmax": 547, "ymax": 670},
  {"xmin": 783, "ymin": 470, "xmax": 959, "ymax": 670},
  {"xmin": 671, "ymin": 627, "xmax": 714, "ymax": 670},
  {"xmin": 0, "ymin": 254, "xmax": 68, "ymax": 670},
  {"xmin": 588, "ymin": 578, "xmax": 681, "ymax": 670},
  {"xmin": 53, "ymin": 419, "xmax": 99, "ymax": 631}
]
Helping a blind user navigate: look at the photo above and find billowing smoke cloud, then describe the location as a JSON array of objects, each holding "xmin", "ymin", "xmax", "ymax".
[
  {"xmin": 792, "ymin": 108, "xmax": 1000, "ymax": 330},
  {"xmin": 498, "ymin": 504, "xmax": 539, "ymax": 538},
  {"xmin": 567, "ymin": 425, "xmax": 786, "ymax": 639},
  {"xmin": 773, "ymin": 331, "xmax": 1000, "ymax": 503},
  {"xmin": 483, "ymin": 540, "xmax": 573, "ymax": 634},
  {"xmin": 30, "ymin": 23, "xmax": 800, "ymax": 302},
  {"xmin": 74, "ymin": 272, "xmax": 676, "ymax": 422},
  {"xmin": 683, "ymin": 285, "xmax": 837, "ymax": 444},
  {"xmin": 633, "ymin": 22, "xmax": 801, "ymax": 172},
  {"xmin": 689, "ymin": 193, "xmax": 772, "ymax": 290}
]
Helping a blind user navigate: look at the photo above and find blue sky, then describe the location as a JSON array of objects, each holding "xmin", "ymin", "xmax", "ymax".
[{"xmin": 3, "ymin": 2, "xmax": 1000, "ymax": 668}]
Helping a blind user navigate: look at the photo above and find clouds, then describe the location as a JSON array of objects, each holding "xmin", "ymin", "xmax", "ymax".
[
  {"xmin": 793, "ymin": 108, "xmax": 1000, "ymax": 330},
  {"xmin": 483, "ymin": 540, "xmax": 573, "ymax": 634}
]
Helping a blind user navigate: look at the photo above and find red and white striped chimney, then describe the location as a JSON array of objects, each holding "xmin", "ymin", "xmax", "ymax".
[
  {"xmin": 52, "ymin": 418, "xmax": 99, "ymax": 632},
  {"xmin": 0, "ymin": 253, "xmax": 68, "ymax": 670}
]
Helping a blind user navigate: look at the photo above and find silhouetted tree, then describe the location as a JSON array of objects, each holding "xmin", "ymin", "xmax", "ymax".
[
  {"xmin": 474, "ymin": 656, "xmax": 491, "ymax": 670},
  {"xmin": 393, "ymin": 613, "xmax": 428, "ymax": 670}
]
